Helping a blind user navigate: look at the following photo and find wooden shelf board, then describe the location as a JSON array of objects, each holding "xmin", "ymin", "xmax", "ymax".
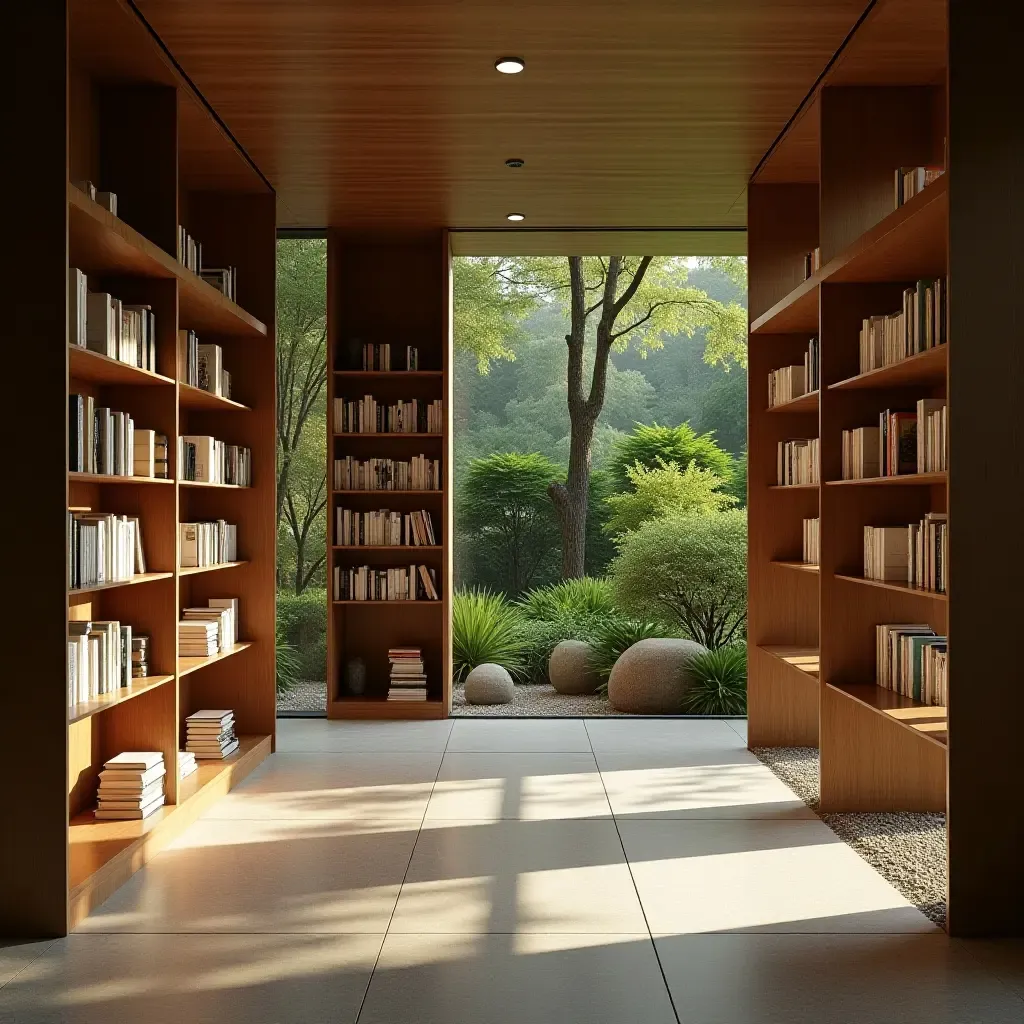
[
  {"xmin": 827, "ymin": 682, "xmax": 948, "ymax": 749},
  {"xmin": 178, "ymin": 384, "xmax": 251, "ymax": 412},
  {"xmin": 332, "ymin": 600, "xmax": 442, "ymax": 606},
  {"xmin": 751, "ymin": 274, "xmax": 820, "ymax": 335},
  {"xmin": 69, "ymin": 472, "xmax": 172, "ymax": 485},
  {"xmin": 759, "ymin": 644, "xmax": 820, "ymax": 679},
  {"xmin": 68, "ymin": 185, "xmax": 267, "ymax": 340},
  {"xmin": 332, "ymin": 489, "xmax": 442, "ymax": 496},
  {"xmin": 826, "ymin": 472, "xmax": 947, "ymax": 487},
  {"xmin": 178, "ymin": 560, "xmax": 248, "ymax": 576},
  {"xmin": 829, "ymin": 345, "xmax": 947, "ymax": 391},
  {"xmin": 332, "ymin": 546, "xmax": 442, "ymax": 551},
  {"xmin": 769, "ymin": 483, "xmax": 820, "ymax": 490},
  {"xmin": 835, "ymin": 574, "xmax": 947, "ymax": 600},
  {"xmin": 70, "ymin": 571, "xmax": 173, "ymax": 596},
  {"xmin": 69, "ymin": 346, "xmax": 175, "ymax": 387},
  {"xmin": 177, "ymin": 641, "xmax": 253, "ymax": 678},
  {"xmin": 68, "ymin": 674, "xmax": 175, "ymax": 725},
  {"xmin": 329, "ymin": 699, "xmax": 447, "ymax": 721},
  {"xmin": 767, "ymin": 390, "xmax": 819, "ymax": 413},
  {"xmin": 333, "ymin": 433, "xmax": 444, "ymax": 439},
  {"xmin": 178, "ymin": 480, "xmax": 251, "ymax": 489},
  {"xmin": 771, "ymin": 560, "xmax": 820, "ymax": 575},
  {"xmin": 334, "ymin": 370, "xmax": 443, "ymax": 378}
]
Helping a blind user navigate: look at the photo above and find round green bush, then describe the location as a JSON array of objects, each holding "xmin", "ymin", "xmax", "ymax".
[{"xmin": 276, "ymin": 589, "xmax": 327, "ymax": 682}]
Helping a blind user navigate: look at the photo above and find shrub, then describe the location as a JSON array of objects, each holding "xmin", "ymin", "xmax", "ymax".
[
  {"xmin": 610, "ymin": 509, "xmax": 747, "ymax": 649},
  {"xmin": 609, "ymin": 422, "xmax": 734, "ymax": 491},
  {"xmin": 453, "ymin": 587, "xmax": 526, "ymax": 682},
  {"xmin": 683, "ymin": 646, "xmax": 747, "ymax": 715},
  {"xmin": 588, "ymin": 617, "xmax": 678, "ymax": 695},
  {"xmin": 276, "ymin": 589, "xmax": 327, "ymax": 681},
  {"xmin": 518, "ymin": 577, "xmax": 616, "ymax": 620},
  {"xmin": 517, "ymin": 610, "xmax": 610, "ymax": 684},
  {"xmin": 275, "ymin": 620, "xmax": 302, "ymax": 695}
]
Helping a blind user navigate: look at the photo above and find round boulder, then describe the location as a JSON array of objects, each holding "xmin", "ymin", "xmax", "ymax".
[
  {"xmin": 464, "ymin": 663, "xmax": 515, "ymax": 705},
  {"xmin": 607, "ymin": 638, "xmax": 708, "ymax": 715},
  {"xmin": 549, "ymin": 640, "xmax": 601, "ymax": 695}
]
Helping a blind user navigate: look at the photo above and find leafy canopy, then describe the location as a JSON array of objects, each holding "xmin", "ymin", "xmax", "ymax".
[
  {"xmin": 609, "ymin": 422, "xmax": 734, "ymax": 490},
  {"xmin": 453, "ymin": 257, "xmax": 536, "ymax": 372}
]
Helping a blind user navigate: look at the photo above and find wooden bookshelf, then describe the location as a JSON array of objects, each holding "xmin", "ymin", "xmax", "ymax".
[
  {"xmin": 767, "ymin": 390, "xmax": 819, "ymax": 413},
  {"xmin": 326, "ymin": 232, "xmax": 452, "ymax": 717},
  {"xmin": 5, "ymin": 0, "xmax": 277, "ymax": 939},
  {"xmin": 747, "ymin": 0, "xmax": 1024, "ymax": 935}
]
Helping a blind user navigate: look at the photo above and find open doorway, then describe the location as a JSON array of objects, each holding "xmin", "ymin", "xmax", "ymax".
[{"xmin": 452, "ymin": 256, "xmax": 749, "ymax": 717}]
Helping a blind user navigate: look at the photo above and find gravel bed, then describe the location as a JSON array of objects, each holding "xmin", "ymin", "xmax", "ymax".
[
  {"xmin": 452, "ymin": 683, "xmax": 627, "ymax": 717},
  {"xmin": 753, "ymin": 746, "xmax": 947, "ymax": 928},
  {"xmin": 277, "ymin": 678, "xmax": 327, "ymax": 714}
]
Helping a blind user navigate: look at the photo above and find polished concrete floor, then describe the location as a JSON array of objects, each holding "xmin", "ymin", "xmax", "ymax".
[{"xmin": 2, "ymin": 717, "xmax": 1022, "ymax": 1023}]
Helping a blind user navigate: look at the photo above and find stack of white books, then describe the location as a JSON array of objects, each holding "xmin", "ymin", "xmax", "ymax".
[
  {"xmin": 186, "ymin": 710, "xmax": 239, "ymax": 759},
  {"xmin": 95, "ymin": 752, "xmax": 165, "ymax": 820},
  {"xmin": 181, "ymin": 599, "xmax": 237, "ymax": 654},
  {"xmin": 178, "ymin": 750, "xmax": 198, "ymax": 780},
  {"xmin": 178, "ymin": 619, "xmax": 218, "ymax": 657}
]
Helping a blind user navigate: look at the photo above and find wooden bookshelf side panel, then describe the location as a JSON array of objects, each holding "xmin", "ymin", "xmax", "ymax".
[
  {"xmin": 441, "ymin": 231, "xmax": 454, "ymax": 712},
  {"xmin": 747, "ymin": 645, "xmax": 820, "ymax": 748}
]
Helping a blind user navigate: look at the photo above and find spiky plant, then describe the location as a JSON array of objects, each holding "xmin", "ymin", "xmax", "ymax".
[
  {"xmin": 518, "ymin": 577, "xmax": 616, "ymax": 621},
  {"xmin": 683, "ymin": 646, "xmax": 747, "ymax": 715},
  {"xmin": 275, "ymin": 621, "xmax": 302, "ymax": 695},
  {"xmin": 588, "ymin": 618, "xmax": 677, "ymax": 696},
  {"xmin": 452, "ymin": 587, "xmax": 526, "ymax": 682}
]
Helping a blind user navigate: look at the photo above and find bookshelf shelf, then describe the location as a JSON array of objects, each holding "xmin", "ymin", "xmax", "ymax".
[
  {"xmin": 769, "ymin": 482, "xmax": 820, "ymax": 491},
  {"xmin": 771, "ymin": 560, "xmax": 820, "ymax": 575},
  {"xmin": 178, "ymin": 480, "xmax": 251, "ymax": 489},
  {"xmin": 330, "ymin": 699, "xmax": 447, "ymax": 721},
  {"xmin": 750, "ymin": 274, "xmax": 821, "ymax": 335},
  {"xmin": 825, "ymin": 472, "xmax": 946, "ymax": 487},
  {"xmin": 68, "ymin": 346, "xmax": 175, "ymax": 387},
  {"xmin": 829, "ymin": 345, "xmax": 947, "ymax": 391},
  {"xmin": 758, "ymin": 645, "xmax": 820, "ymax": 680},
  {"xmin": 767, "ymin": 390, "xmax": 819, "ymax": 413},
  {"xmin": 178, "ymin": 384, "xmax": 251, "ymax": 413},
  {"xmin": 332, "ymin": 546, "xmax": 443, "ymax": 552},
  {"xmin": 826, "ymin": 683, "xmax": 948, "ymax": 749},
  {"xmin": 69, "ymin": 472, "xmax": 173, "ymax": 486},
  {"xmin": 177, "ymin": 641, "xmax": 253, "ymax": 678},
  {"xmin": 69, "ymin": 571, "xmax": 174, "ymax": 595},
  {"xmin": 177, "ymin": 560, "xmax": 249, "ymax": 576},
  {"xmin": 68, "ymin": 674, "xmax": 175, "ymax": 725},
  {"xmin": 334, "ymin": 370, "xmax": 444, "ymax": 378},
  {"xmin": 332, "ymin": 600, "xmax": 442, "ymax": 606},
  {"xmin": 834, "ymin": 574, "xmax": 947, "ymax": 601},
  {"xmin": 332, "ymin": 432, "xmax": 444, "ymax": 439},
  {"xmin": 332, "ymin": 489, "xmax": 442, "ymax": 496}
]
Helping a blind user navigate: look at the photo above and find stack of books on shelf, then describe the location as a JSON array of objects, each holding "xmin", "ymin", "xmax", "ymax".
[
  {"xmin": 95, "ymin": 751, "xmax": 165, "ymax": 821},
  {"xmin": 178, "ymin": 619, "xmax": 218, "ymax": 658},
  {"xmin": 841, "ymin": 426, "xmax": 880, "ymax": 480},
  {"xmin": 333, "ymin": 564, "xmax": 439, "ymax": 601},
  {"xmin": 768, "ymin": 337, "xmax": 819, "ymax": 408},
  {"xmin": 200, "ymin": 267, "xmax": 237, "ymax": 302},
  {"xmin": 894, "ymin": 166, "xmax": 944, "ymax": 208},
  {"xmin": 131, "ymin": 635, "xmax": 150, "ymax": 679},
  {"xmin": 335, "ymin": 509, "xmax": 437, "ymax": 546},
  {"xmin": 803, "ymin": 247, "xmax": 821, "ymax": 280},
  {"xmin": 179, "ymin": 435, "xmax": 252, "ymax": 485},
  {"xmin": 333, "ymin": 455, "xmax": 442, "ymax": 491},
  {"xmin": 68, "ymin": 270, "xmax": 158, "ymax": 372},
  {"xmin": 67, "ymin": 619, "xmax": 135, "ymax": 706},
  {"xmin": 863, "ymin": 526, "xmax": 911, "ymax": 583},
  {"xmin": 180, "ymin": 334, "xmax": 232, "ymax": 398},
  {"xmin": 68, "ymin": 511, "xmax": 145, "ymax": 588},
  {"xmin": 777, "ymin": 439, "xmax": 819, "ymax": 485},
  {"xmin": 179, "ymin": 520, "xmax": 238, "ymax": 568},
  {"xmin": 858, "ymin": 278, "xmax": 947, "ymax": 372},
  {"xmin": 359, "ymin": 343, "xmax": 419, "ymax": 371},
  {"xmin": 178, "ymin": 750, "xmax": 198, "ymax": 780},
  {"xmin": 876, "ymin": 624, "xmax": 948, "ymax": 705},
  {"xmin": 909, "ymin": 513, "xmax": 948, "ymax": 593},
  {"xmin": 387, "ymin": 647, "xmax": 427, "ymax": 702},
  {"xmin": 802, "ymin": 517, "xmax": 820, "ymax": 565},
  {"xmin": 186, "ymin": 710, "xmax": 239, "ymax": 760},
  {"xmin": 180, "ymin": 598, "xmax": 239, "ymax": 655},
  {"xmin": 177, "ymin": 226, "xmax": 202, "ymax": 273},
  {"xmin": 72, "ymin": 180, "xmax": 117, "ymax": 214},
  {"xmin": 68, "ymin": 399, "xmax": 165, "ymax": 479},
  {"xmin": 916, "ymin": 398, "xmax": 947, "ymax": 473},
  {"xmin": 334, "ymin": 396, "xmax": 443, "ymax": 434}
]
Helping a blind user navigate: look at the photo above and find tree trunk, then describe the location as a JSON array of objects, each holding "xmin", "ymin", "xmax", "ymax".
[{"xmin": 549, "ymin": 412, "xmax": 596, "ymax": 579}]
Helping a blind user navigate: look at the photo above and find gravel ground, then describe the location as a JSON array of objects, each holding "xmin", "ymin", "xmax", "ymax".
[
  {"xmin": 452, "ymin": 683, "xmax": 627, "ymax": 717},
  {"xmin": 753, "ymin": 746, "xmax": 947, "ymax": 928},
  {"xmin": 277, "ymin": 679, "xmax": 327, "ymax": 714}
]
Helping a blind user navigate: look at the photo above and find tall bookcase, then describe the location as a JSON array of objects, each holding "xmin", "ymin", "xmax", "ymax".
[
  {"xmin": 5, "ymin": 0, "xmax": 276, "ymax": 938},
  {"xmin": 325, "ymin": 232, "xmax": 453, "ymax": 720},
  {"xmin": 747, "ymin": 0, "xmax": 1024, "ymax": 936}
]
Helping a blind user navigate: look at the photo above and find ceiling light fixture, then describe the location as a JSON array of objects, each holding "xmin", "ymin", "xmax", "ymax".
[
  {"xmin": 505, "ymin": 158, "xmax": 525, "ymax": 168},
  {"xmin": 506, "ymin": 213, "xmax": 525, "ymax": 222},
  {"xmin": 495, "ymin": 57, "xmax": 525, "ymax": 74}
]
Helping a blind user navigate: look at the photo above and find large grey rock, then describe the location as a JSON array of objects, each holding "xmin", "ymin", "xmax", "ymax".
[
  {"xmin": 464, "ymin": 663, "xmax": 515, "ymax": 705},
  {"xmin": 549, "ymin": 639, "xmax": 601, "ymax": 695},
  {"xmin": 607, "ymin": 637, "xmax": 708, "ymax": 715}
]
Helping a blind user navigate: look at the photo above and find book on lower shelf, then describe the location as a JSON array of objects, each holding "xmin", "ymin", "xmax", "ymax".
[
  {"xmin": 356, "ymin": 343, "xmax": 419, "ymax": 371},
  {"xmin": 767, "ymin": 337, "xmax": 819, "ymax": 407},
  {"xmin": 95, "ymin": 751, "xmax": 166, "ymax": 820},
  {"xmin": 334, "ymin": 395, "xmax": 443, "ymax": 434},
  {"xmin": 69, "ymin": 397, "xmax": 165, "ymax": 479},
  {"xmin": 802, "ymin": 518, "xmax": 819, "ymax": 565},
  {"xmin": 388, "ymin": 647, "xmax": 427, "ymax": 701},
  {"xmin": 332, "ymin": 455, "xmax": 441, "ymax": 491},
  {"xmin": 179, "ymin": 597, "xmax": 239, "ymax": 655},
  {"xmin": 876, "ymin": 624, "xmax": 948, "ymax": 706},
  {"xmin": 68, "ymin": 511, "xmax": 146, "ymax": 588},
  {"xmin": 68, "ymin": 620, "xmax": 143, "ymax": 706},
  {"xmin": 185, "ymin": 709, "xmax": 239, "ymax": 760},
  {"xmin": 177, "ymin": 225, "xmax": 202, "ymax": 274},
  {"xmin": 179, "ymin": 520, "xmax": 238, "ymax": 567},
  {"xmin": 179, "ymin": 435, "xmax": 251, "ymax": 485},
  {"xmin": 777, "ymin": 439, "xmax": 819, "ymax": 485},
  {"xmin": 894, "ymin": 166, "xmax": 944, "ymax": 209},
  {"xmin": 200, "ymin": 267, "xmax": 237, "ymax": 302},
  {"xmin": 333, "ymin": 564, "xmax": 439, "ymax": 601},
  {"xmin": 859, "ymin": 277, "xmax": 946, "ymax": 373},
  {"xmin": 178, "ymin": 750, "xmax": 198, "ymax": 779},
  {"xmin": 864, "ymin": 514, "xmax": 947, "ymax": 592},
  {"xmin": 181, "ymin": 335, "xmax": 232, "ymax": 398},
  {"xmin": 335, "ymin": 508, "xmax": 437, "ymax": 546}
]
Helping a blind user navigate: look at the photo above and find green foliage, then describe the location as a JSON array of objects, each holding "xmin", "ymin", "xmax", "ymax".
[
  {"xmin": 609, "ymin": 423, "xmax": 734, "ymax": 491},
  {"xmin": 452, "ymin": 588, "xmax": 526, "ymax": 682},
  {"xmin": 518, "ymin": 577, "xmax": 616, "ymax": 621},
  {"xmin": 585, "ymin": 469, "xmax": 618, "ymax": 576},
  {"xmin": 683, "ymin": 646, "xmax": 748, "ymax": 715},
  {"xmin": 275, "ymin": 620, "xmax": 301, "ymax": 695},
  {"xmin": 517, "ymin": 611, "xmax": 610, "ymax": 684},
  {"xmin": 453, "ymin": 257, "xmax": 536, "ymax": 372},
  {"xmin": 725, "ymin": 449, "xmax": 748, "ymax": 507},
  {"xmin": 276, "ymin": 590, "xmax": 327, "ymax": 681},
  {"xmin": 459, "ymin": 452, "xmax": 562, "ymax": 596},
  {"xmin": 588, "ymin": 618, "xmax": 678, "ymax": 695},
  {"xmin": 603, "ymin": 459, "xmax": 737, "ymax": 536},
  {"xmin": 610, "ymin": 509, "xmax": 748, "ymax": 649}
]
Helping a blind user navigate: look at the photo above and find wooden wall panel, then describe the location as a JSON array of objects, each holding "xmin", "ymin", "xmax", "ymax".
[
  {"xmin": 747, "ymin": 184, "xmax": 818, "ymax": 320},
  {"xmin": 747, "ymin": 646, "xmax": 819, "ymax": 748}
]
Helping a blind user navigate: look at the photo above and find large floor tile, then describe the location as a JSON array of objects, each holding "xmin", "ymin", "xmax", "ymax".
[
  {"xmin": 726, "ymin": 718, "xmax": 748, "ymax": 742},
  {"xmin": 599, "ymin": 754, "xmax": 814, "ymax": 819},
  {"xmin": 447, "ymin": 718, "xmax": 592, "ymax": 753},
  {"xmin": 275, "ymin": 717, "xmax": 453, "ymax": 753},
  {"xmin": 0, "ymin": 933, "xmax": 383, "ymax": 1024},
  {"xmin": 584, "ymin": 717, "xmax": 743, "ymax": 756},
  {"xmin": 619, "ymin": 819, "xmax": 938, "ymax": 934},
  {"xmin": 203, "ymin": 752, "xmax": 441, "ymax": 820},
  {"xmin": 358, "ymin": 932, "xmax": 677, "ymax": 1024},
  {"xmin": 957, "ymin": 939, "xmax": 1024, "ymax": 1002},
  {"xmin": 389, "ymin": 819, "xmax": 647, "ymax": 933},
  {"xmin": 76, "ymin": 818, "xmax": 420, "ymax": 934},
  {"xmin": 425, "ymin": 752, "xmax": 610, "ymax": 821},
  {"xmin": 0, "ymin": 941, "xmax": 52, "ymax": 990},
  {"xmin": 654, "ymin": 933, "xmax": 1024, "ymax": 1023}
]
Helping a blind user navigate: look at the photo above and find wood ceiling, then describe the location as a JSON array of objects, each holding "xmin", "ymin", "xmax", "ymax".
[{"xmin": 132, "ymin": 0, "xmax": 873, "ymax": 236}]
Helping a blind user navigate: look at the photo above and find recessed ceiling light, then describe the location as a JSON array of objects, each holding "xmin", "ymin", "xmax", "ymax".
[
  {"xmin": 505, "ymin": 158, "xmax": 525, "ymax": 168},
  {"xmin": 506, "ymin": 213, "xmax": 525, "ymax": 222},
  {"xmin": 495, "ymin": 57, "xmax": 525, "ymax": 74}
]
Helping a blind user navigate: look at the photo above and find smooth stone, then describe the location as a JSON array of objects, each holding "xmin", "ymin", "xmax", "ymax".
[
  {"xmin": 464, "ymin": 663, "xmax": 515, "ymax": 705},
  {"xmin": 549, "ymin": 639, "xmax": 601, "ymax": 695},
  {"xmin": 607, "ymin": 637, "xmax": 708, "ymax": 715}
]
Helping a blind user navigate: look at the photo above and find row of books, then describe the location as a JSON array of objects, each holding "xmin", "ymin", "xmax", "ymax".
[
  {"xmin": 802, "ymin": 517, "xmax": 820, "ymax": 566},
  {"xmin": 178, "ymin": 435, "xmax": 252, "ymax": 486},
  {"xmin": 334, "ymin": 396, "xmax": 443, "ymax": 434},
  {"xmin": 357, "ymin": 344, "xmax": 420, "ymax": 371},
  {"xmin": 777, "ymin": 439, "xmax": 820, "ymax": 486},
  {"xmin": 69, "ymin": 269, "xmax": 158, "ymax": 373},
  {"xmin": 894, "ymin": 166, "xmax": 943, "ymax": 209},
  {"xmin": 180, "ymin": 520, "xmax": 239, "ymax": 568},
  {"xmin": 68, "ymin": 511, "xmax": 146, "ymax": 589},
  {"xmin": 841, "ymin": 400, "xmax": 947, "ymax": 479},
  {"xmin": 859, "ymin": 278, "xmax": 947, "ymax": 373},
  {"xmin": 876, "ymin": 624, "xmax": 948, "ymax": 706},
  {"xmin": 179, "ymin": 598, "xmax": 239, "ymax": 658},
  {"xmin": 96, "ymin": 751, "xmax": 165, "ymax": 821},
  {"xmin": 767, "ymin": 336, "xmax": 819, "ymax": 407},
  {"xmin": 333, "ymin": 564, "xmax": 439, "ymax": 602},
  {"xmin": 388, "ymin": 647, "xmax": 427, "ymax": 702},
  {"xmin": 332, "ymin": 456, "xmax": 442, "ymax": 492},
  {"xmin": 200, "ymin": 267, "xmax": 238, "ymax": 302},
  {"xmin": 335, "ymin": 509, "xmax": 437, "ymax": 547},
  {"xmin": 186, "ymin": 709, "xmax": 239, "ymax": 760},
  {"xmin": 180, "ymin": 332, "xmax": 233, "ymax": 398},
  {"xmin": 863, "ymin": 514, "xmax": 947, "ymax": 593},
  {"xmin": 177, "ymin": 226, "xmax": 202, "ymax": 274},
  {"xmin": 67, "ymin": 621, "xmax": 147, "ymax": 707},
  {"xmin": 72, "ymin": 180, "xmax": 116, "ymax": 214}
]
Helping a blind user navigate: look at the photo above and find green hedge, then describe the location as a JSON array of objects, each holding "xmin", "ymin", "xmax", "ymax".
[{"xmin": 277, "ymin": 589, "xmax": 327, "ymax": 681}]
